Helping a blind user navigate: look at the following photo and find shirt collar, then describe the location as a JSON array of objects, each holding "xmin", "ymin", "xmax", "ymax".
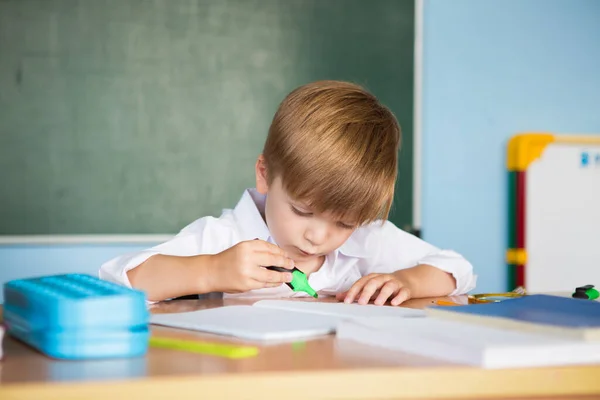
[
  {"xmin": 337, "ymin": 233, "xmax": 368, "ymax": 258},
  {"xmin": 232, "ymin": 188, "xmax": 368, "ymax": 258},
  {"xmin": 232, "ymin": 189, "xmax": 272, "ymax": 243}
]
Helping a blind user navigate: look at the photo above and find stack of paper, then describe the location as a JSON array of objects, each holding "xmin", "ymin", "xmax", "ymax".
[
  {"xmin": 336, "ymin": 316, "xmax": 600, "ymax": 369},
  {"xmin": 337, "ymin": 295, "xmax": 600, "ymax": 368}
]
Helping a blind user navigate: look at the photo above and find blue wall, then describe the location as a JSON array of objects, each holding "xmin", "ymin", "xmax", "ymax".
[
  {"xmin": 421, "ymin": 0, "xmax": 600, "ymax": 292},
  {"xmin": 0, "ymin": 244, "xmax": 151, "ymax": 302}
]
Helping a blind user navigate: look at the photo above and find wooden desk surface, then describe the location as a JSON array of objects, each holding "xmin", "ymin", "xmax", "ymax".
[{"xmin": 1, "ymin": 296, "xmax": 599, "ymax": 400}]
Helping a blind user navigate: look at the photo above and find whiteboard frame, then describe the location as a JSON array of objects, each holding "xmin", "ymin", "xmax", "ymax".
[
  {"xmin": 413, "ymin": 0, "xmax": 424, "ymax": 232},
  {"xmin": 525, "ymin": 139, "xmax": 600, "ymax": 292},
  {"xmin": 507, "ymin": 133, "xmax": 600, "ymax": 292}
]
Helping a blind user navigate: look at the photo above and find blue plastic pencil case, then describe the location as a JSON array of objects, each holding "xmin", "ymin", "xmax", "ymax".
[{"xmin": 3, "ymin": 273, "xmax": 150, "ymax": 360}]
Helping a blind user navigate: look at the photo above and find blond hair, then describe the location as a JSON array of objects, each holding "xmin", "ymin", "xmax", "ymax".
[{"xmin": 263, "ymin": 80, "xmax": 401, "ymax": 225}]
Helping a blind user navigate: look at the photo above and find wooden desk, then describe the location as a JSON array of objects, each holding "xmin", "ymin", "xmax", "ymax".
[{"xmin": 1, "ymin": 296, "xmax": 599, "ymax": 400}]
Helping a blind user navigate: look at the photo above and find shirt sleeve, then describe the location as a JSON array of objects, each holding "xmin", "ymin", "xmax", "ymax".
[
  {"xmin": 365, "ymin": 221, "xmax": 477, "ymax": 295},
  {"xmin": 98, "ymin": 216, "xmax": 235, "ymax": 290}
]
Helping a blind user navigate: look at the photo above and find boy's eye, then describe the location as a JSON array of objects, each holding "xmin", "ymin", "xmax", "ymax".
[
  {"xmin": 291, "ymin": 205, "xmax": 312, "ymax": 217},
  {"xmin": 337, "ymin": 222, "xmax": 356, "ymax": 230}
]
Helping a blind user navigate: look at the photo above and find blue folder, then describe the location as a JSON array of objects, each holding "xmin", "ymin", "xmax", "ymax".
[
  {"xmin": 448, "ymin": 295, "xmax": 600, "ymax": 327},
  {"xmin": 428, "ymin": 294, "xmax": 600, "ymax": 340}
]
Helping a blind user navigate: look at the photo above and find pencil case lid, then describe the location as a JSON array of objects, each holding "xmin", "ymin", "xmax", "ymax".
[{"xmin": 3, "ymin": 273, "xmax": 149, "ymax": 331}]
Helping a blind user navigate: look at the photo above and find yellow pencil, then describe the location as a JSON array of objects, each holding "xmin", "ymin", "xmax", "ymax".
[{"xmin": 149, "ymin": 336, "xmax": 259, "ymax": 359}]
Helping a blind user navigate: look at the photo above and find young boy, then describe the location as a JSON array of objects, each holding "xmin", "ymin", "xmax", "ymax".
[{"xmin": 100, "ymin": 80, "xmax": 476, "ymax": 304}]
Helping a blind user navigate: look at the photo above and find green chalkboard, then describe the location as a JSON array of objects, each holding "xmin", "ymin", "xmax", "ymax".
[{"xmin": 0, "ymin": 0, "xmax": 414, "ymax": 235}]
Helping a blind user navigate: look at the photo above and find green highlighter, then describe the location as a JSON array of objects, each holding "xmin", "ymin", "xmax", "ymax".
[
  {"xmin": 572, "ymin": 285, "xmax": 600, "ymax": 300},
  {"xmin": 267, "ymin": 266, "xmax": 318, "ymax": 298}
]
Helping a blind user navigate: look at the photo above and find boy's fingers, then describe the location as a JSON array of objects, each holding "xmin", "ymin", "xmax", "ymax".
[
  {"xmin": 256, "ymin": 252, "xmax": 294, "ymax": 270},
  {"xmin": 263, "ymin": 281, "xmax": 285, "ymax": 288},
  {"xmin": 252, "ymin": 267, "xmax": 292, "ymax": 283},
  {"xmin": 344, "ymin": 275, "xmax": 397, "ymax": 304},
  {"xmin": 374, "ymin": 281, "xmax": 399, "ymax": 306},
  {"xmin": 246, "ymin": 277, "xmax": 286, "ymax": 290},
  {"xmin": 252, "ymin": 239, "xmax": 289, "ymax": 258},
  {"xmin": 390, "ymin": 287, "xmax": 411, "ymax": 306},
  {"xmin": 357, "ymin": 276, "xmax": 392, "ymax": 305},
  {"xmin": 343, "ymin": 277, "xmax": 369, "ymax": 303},
  {"xmin": 247, "ymin": 279, "xmax": 270, "ymax": 290},
  {"xmin": 336, "ymin": 291, "xmax": 348, "ymax": 302},
  {"xmin": 357, "ymin": 284, "xmax": 379, "ymax": 305}
]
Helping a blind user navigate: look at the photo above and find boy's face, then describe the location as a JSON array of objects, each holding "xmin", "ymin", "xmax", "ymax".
[{"xmin": 256, "ymin": 159, "xmax": 357, "ymax": 264}]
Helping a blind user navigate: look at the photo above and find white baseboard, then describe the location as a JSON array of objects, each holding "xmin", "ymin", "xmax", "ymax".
[{"xmin": 0, "ymin": 235, "xmax": 173, "ymax": 245}]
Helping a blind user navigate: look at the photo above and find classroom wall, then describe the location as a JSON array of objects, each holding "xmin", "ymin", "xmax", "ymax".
[
  {"xmin": 3, "ymin": 0, "xmax": 600, "ymax": 300},
  {"xmin": 421, "ymin": 0, "xmax": 600, "ymax": 292},
  {"xmin": 0, "ymin": 244, "xmax": 152, "ymax": 302}
]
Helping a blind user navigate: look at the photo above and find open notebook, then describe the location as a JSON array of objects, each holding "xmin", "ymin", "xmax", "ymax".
[
  {"xmin": 150, "ymin": 300, "xmax": 425, "ymax": 341},
  {"xmin": 336, "ymin": 316, "xmax": 600, "ymax": 369}
]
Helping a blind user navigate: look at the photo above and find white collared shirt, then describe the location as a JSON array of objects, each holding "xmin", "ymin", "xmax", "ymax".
[{"xmin": 99, "ymin": 189, "xmax": 476, "ymax": 299}]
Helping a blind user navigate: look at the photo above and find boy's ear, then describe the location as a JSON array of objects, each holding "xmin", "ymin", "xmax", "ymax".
[{"xmin": 255, "ymin": 155, "xmax": 269, "ymax": 194}]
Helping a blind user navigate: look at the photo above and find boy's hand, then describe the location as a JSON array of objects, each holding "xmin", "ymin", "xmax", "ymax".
[
  {"xmin": 336, "ymin": 273, "xmax": 412, "ymax": 306},
  {"xmin": 209, "ymin": 240, "xmax": 294, "ymax": 293}
]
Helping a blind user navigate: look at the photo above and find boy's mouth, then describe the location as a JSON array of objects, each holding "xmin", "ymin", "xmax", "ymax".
[{"xmin": 296, "ymin": 247, "xmax": 315, "ymax": 257}]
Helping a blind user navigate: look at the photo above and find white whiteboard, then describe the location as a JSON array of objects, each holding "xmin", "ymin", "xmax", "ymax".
[{"xmin": 526, "ymin": 142, "xmax": 600, "ymax": 292}]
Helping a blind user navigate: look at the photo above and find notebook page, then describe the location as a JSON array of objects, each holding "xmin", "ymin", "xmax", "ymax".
[
  {"xmin": 150, "ymin": 305, "xmax": 336, "ymax": 341},
  {"xmin": 253, "ymin": 300, "xmax": 426, "ymax": 319}
]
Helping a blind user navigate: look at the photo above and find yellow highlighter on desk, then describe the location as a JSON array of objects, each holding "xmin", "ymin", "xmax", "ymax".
[
  {"xmin": 468, "ymin": 287, "xmax": 527, "ymax": 304},
  {"xmin": 149, "ymin": 336, "xmax": 259, "ymax": 359},
  {"xmin": 433, "ymin": 288, "xmax": 527, "ymax": 306}
]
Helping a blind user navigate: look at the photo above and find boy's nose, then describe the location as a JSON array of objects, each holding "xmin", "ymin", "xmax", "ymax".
[{"xmin": 304, "ymin": 224, "xmax": 328, "ymax": 247}]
